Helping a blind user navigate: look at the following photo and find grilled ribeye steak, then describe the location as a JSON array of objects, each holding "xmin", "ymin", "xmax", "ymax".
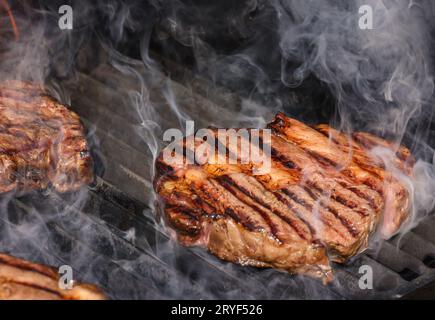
[
  {"xmin": 0, "ymin": 80, "xmax": 93, "ymax": 193},
  {"xmin": 154, "ymin": 113, "xmax": 413, "ymax": 282},
  {"xmin": 0, "ymin": 253, "xmax": 106, "ymax": 300}
]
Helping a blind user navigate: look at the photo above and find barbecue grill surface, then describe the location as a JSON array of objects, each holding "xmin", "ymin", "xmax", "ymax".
[{"xmin": 1, "ymin": 55, "xmax": 434, "ymax": 299}]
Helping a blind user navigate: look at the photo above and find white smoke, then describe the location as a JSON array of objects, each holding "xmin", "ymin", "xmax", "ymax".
[
  {"xmin": 273, "ymin": 0, "xmax": 435, "ymax": 233},
  {"xmin": 1, "ymin": 0, "xmax": 435, "ymax": 299}
]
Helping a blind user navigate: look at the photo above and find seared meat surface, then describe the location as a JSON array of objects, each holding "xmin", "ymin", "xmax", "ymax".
[
  {"xmin": 154, "ymin": 113, "xmax": 413, "ymax": 282},
  {"xmin": 0, "ymin": 253, "xmax": 106, "ymax": 300},
  {"xmin": 0, "ymin": 80, "xmax": 93, "ymax": 193}
]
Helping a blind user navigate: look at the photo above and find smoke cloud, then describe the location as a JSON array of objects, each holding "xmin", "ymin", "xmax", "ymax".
[{"xmin": 0, "ymin": 0, "xmax": 434, "ymax": 298}]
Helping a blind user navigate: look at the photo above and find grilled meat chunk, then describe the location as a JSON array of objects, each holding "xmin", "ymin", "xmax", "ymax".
[
  {"xmin": 0, "ymin": 80, "xmax": 93, "ymax": 193},
  {"xmin": 0, "ymin": 253, "xmax": 106, "ymax": 300},
  {"xmin": 154, "ymin": 113, "xmax": 413, "ymax": 282},
  {"xmin": 268, "ymin": 113, "xmax": 411, "ymax": 238}
]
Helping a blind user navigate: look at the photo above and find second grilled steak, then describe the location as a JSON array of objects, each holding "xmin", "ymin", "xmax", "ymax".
[
  {"xmin": 154, "ymin": 113, "xmax": 413, "ymax": 282},
  {"xmin": 0, "ymin": 253, "xmax": 106, "ymax": 300},
  {"xmin": 0, "ymin": 80, "xmax": 93, "ymax": 193}
]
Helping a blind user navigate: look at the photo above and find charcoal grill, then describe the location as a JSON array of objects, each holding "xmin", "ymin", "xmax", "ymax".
[{"xmin": 0, "ymin": 0, "xmax": 435, "ymax": 300}]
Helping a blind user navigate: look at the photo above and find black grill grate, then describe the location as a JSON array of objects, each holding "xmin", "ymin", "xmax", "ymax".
[{"xmin": 1, "ymin": 54, "xmax": 434, "ymax": 299}]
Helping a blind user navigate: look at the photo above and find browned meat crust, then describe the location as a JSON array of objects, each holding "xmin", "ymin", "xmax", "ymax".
[
  {"xmin": 0, "ymin": 80, "xmax": 93, "ymax": 193},
  {"xmin": 267, "ymin": 114, "xmax": 410, "ymax": 237},
  {"xmin": 0, "ymin": 253, "xmax": 106, "ymax": 300},
  {"xmin": 154, "ymin": 113, "xmax": 413, "ymax": 282}
]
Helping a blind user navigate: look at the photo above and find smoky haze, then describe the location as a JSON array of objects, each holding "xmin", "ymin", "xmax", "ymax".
[
  {"xmin": 0, "ymin": 0, "xmax": 434, "ymax": 299},
  {"xmin": 155, "ymin": 0, "xmax": 435, "ymax": 235}
]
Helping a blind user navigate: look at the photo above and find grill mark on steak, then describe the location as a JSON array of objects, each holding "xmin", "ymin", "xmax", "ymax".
[
  {"xmin": 163, "ymin": 136, "xmax": 314, "ymax": 243},
  {"xmin": 210, "ymin": 127, "xmax": 371, "ymax": 239},
  {"xmin": 352, "ymin": 131, "xmax": 414, "ymax": 166},
  {"xmin": 0, "ymin": 81, "xmax": 93, "ymax": 193},
  {"xmin": 217, "ymin": 176, "xmax": 287, "ymax": 243},
  {"xmin": 165, "ymin": 205, "xmax": 201, "ymax": 236},
  {"xmin": 304, "ymin": 149, "xmax": 341, "ymax": 168},
  {"xmin": 0, "ymin": 255, "xmax": 57, "ymax": 279},
  {"xmin": 155, "ymin": 141, "xmax": 272, "ymax": 236},
  {"xmin": 217, "ymin": 174, "xmax": 310, "ymax": 241},
  {"xmin": 154, "ymin": 161, "xmax": 177, "ymax": 184},
  {"xmin": 274, "ymin": 190, "xmax": 358, "ymax": 258},
  {"xmin": 224, "ymin": 173, "xmax": 364, "ymax": 254},
  {"xmin": 2, "ymin": 279, "xmax": 64, "ymax": 298},
  {"xmin": 277, "ymin": 190, "xmax": 339, "ymax": 238},
  {"xmin": 0, "ymin": 96, "xmax": 77, "ymax": 123},
  {"xmin": 268, "ymin": 113, "xmax": 386, "ymax": 196},
  {"xmin": 154, "ymin": 112, "xmax": 413, "ymax": 281},
  {"xmin": 301, "ymin": 186, "xmax": 362, "ymax": 237},
  {"xmin": 320, "ymin": 205, "xmax": 360, "ymax": 238},
  {"xmin": 168, "ymin": 205, "xmax": 199, "ymax": 221},
  {"xmin": 336, "ymin": 179, "xmax": 382, "ymax": 211},
  {"xmin": 0, "ymin": 252, "xmax": 106, "ymax": 300},
  {"xmin": 217, "ymin": 176, "xmax": 281, "ymax": 235},
  {"xmin": 266, "ymin": 135, "xmax": 375, "ymax": 217},
  {"xmin": 271, "ymin": 190, "xmax": 317, "ymax": 236},
  {"xmin": 281, "ymin": 187, "xmax": 358, "ymax": 238},
  {"xmin": 306, "ymin": 178, "xmax": 370, "ymax": 217},
  {"xmin": 223, "ymin": 207, "xmax": 253, "ymax": 230},
  {"xmin": 194, "ymin": 176, "xmax": 272, "ymax": 234},
  {"xmin": 189, "ymin": 190, "xmax": 222, "ymax": 219},
  {"xmin": 314, "ymin": 125, "xmax": 408, "ymax": 191},
  {"xmin": 235, "ymin": 174, "xmax": 312, "ymax": 233},
  {"xmin": 270, "ymin": 146, "xmax": 297, "ymax": 170}
]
